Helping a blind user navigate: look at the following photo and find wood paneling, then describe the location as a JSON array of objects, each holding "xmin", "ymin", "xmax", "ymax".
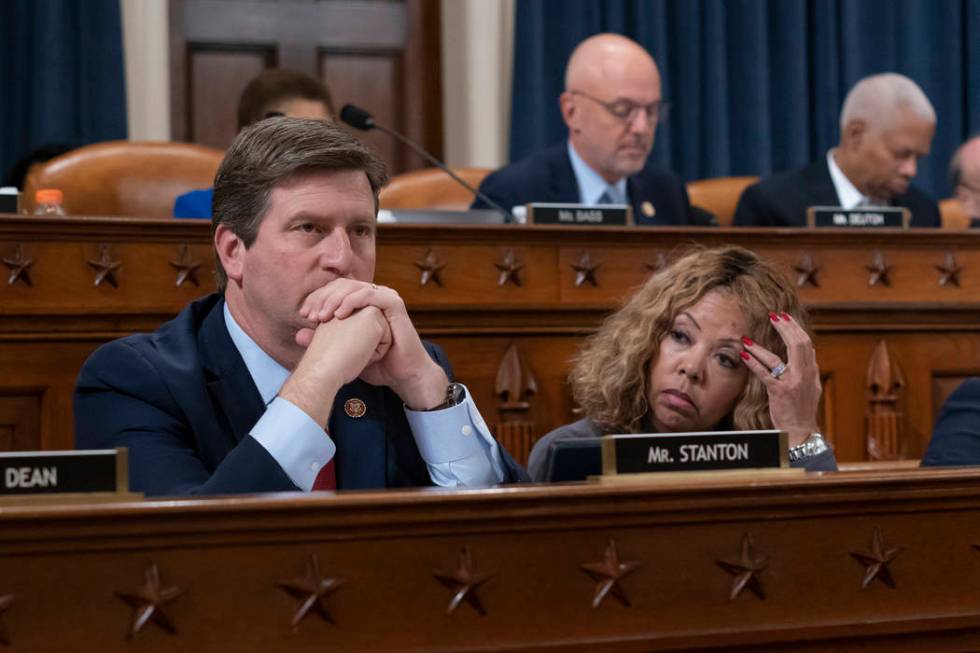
[
  {"xmin": 0, "ymin": 393, "xmax": 42, "ymax": 451},
  {"xmin": 5, "ymin": 215, "xmax": 980, "ymax": 464},
  {"xmin": 168, "ymin": 0, "xmax": 442, "ymax": 174},
  {"xmin": 5, "ymin": 469, "xmax": 980, "ymax": 649}
]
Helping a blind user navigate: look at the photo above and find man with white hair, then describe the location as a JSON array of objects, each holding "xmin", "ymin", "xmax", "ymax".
[
  {"xmin": 473, "ymin": 33, "xmax": 695, "ymax": 225},
  {"xmin": 734, "ymin": 73, "xmax": 941, "ymax": 227},
  {"xmin": 950, "ymin": 135, "xmax": 980, "ymax": 223}
]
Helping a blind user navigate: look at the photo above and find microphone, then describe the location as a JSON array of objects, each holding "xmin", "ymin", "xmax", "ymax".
[{"xmin": 339, "ymin": 104, "xmax": 513, "ymax": 222}]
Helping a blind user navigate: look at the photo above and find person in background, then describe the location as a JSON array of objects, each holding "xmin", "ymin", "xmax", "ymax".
[
  {"xmin": 528, "ymin": 246, "xmax": 837, "ymax": 481},
  {"xmin": 472, "ymin": 33, "xmax": 700, "ymax": 226},
  {"xmin": 173, "ymin": 68, "xmax": 335, "ymax": 218},
  {"xmin": 949, "ymin": 135, "xmax": 980, "ymax": 225},
  {"xmin": 734, "ymin": 73, "xmax": 940, "ymax": 228},
  {"xmin": 79, "ymin": 118, "xmax": 528, "ymax": 496}
]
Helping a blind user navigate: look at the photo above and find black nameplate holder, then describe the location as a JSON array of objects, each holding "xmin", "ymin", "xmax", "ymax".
[
  {"xmin": 0, "ymin": 448, "xmax": 133, "ymax": 501},
  {"xmin": 806, "ymin": 206, "xmax": 910, "ymax": 228},
  {"xmin": 601, "ymin": 430, "xmax": 789, "ymax": 476},
  {"xmin": 527, "ymin": 202, "xmax": 633, "ymax": 226}
]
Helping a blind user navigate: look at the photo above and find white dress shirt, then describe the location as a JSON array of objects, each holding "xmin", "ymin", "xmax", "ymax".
[
  {"xmin": 827, "ymin": 149, "xmax": 875, "ymax": 209},
  {"xmin": 223, "ymin": 304, "xmax": 505, "ymax": 491},
  {"xmin": 568, "ymin": 141, "xmax": 628, "ymax": 205}
]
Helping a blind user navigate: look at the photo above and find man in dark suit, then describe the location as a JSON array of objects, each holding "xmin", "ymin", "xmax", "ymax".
[
  {"xmin": 76, "ymin": 118, "xmax": 528, "ymax": 496},
  {"xmin": 734, "ymin": 73, "xmax": 941, "ymax": 228},
  {"xmin": 950, "ymin": 135, "xmax": 980, "ymax": 224},
  {"xmin": 472, "ymin": 33, "xmax": 694, "ymax": 226},
  {"xmin": 922, "ymin": 378, "xmax": 980, "ymax": 466}
]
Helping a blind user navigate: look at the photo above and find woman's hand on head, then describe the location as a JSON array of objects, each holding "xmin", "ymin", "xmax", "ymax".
[{"xmin": 739, "ymin": 312, "xmax": 822, "ymax": 446}]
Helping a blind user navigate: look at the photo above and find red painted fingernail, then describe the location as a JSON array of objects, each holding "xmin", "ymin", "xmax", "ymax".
[
  {"xmin": 739, "ymin": 351, "xmax": 751, "ymax": 360},
  {"xmin": 780, "ymin": 312, "xmax": 791, "ymax": 321},
  {"xmin": 769, "ymin": 312, "xmax": 779, "ymax": 322},
  {"xmin": 741, "ymin": 336, "xmax": 754, "ymax": 346}
]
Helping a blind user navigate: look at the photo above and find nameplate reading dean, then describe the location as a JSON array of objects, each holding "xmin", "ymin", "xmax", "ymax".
[
  {"xmin": 601, "ymin": 430, "xmax": 787, "ymax": 475},
  {"xmin": 527, "ymin": 202, "xmax": 633, "ymax": 226},
  {"xmin": 806, "ymin": 206, "xmax": 910, "ymax": 229},
  {"xmin": 0, "ymin": 449, "xmax": 127, "ymax": 495}
]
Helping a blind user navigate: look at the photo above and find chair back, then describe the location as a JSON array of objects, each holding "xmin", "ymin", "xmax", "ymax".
[
  {"xmin": 379, "ymin": 167, "xmax": 492, "ymax": 210},
  {"xmin": 23, "ymin": 141, "xmax": 224, "ymax": 218},
  {"xmin": 686, "ymin": 176, "xmax": 759, "ymax": 226},
  {"xmin": 940, "ymin": 197, "xmax": 971, "ymax": 229}
]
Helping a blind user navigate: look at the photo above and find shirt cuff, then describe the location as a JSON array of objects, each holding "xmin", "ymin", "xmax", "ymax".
[{"xmin": 250, "ymin": 396, "xmax": 336, "ymax": 492}]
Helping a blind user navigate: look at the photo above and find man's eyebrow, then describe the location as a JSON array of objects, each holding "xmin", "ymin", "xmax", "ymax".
[{"xmin": 679, "ymin": 311, "xmax": 701, "ymax": 331}]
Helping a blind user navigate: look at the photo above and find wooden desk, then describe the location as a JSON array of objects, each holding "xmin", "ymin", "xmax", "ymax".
[
  {"xmin": 2, "ymin": 215, "xmax": 980, "ymax": 462},
  {"xmin": 3, "ymin": 468, "xmax": 980, "ymax": 651}
]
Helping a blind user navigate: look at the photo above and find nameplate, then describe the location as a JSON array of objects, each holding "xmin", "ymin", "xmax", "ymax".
[
  {"xmin": 806, "ymin": 206, "xmax": 910, "ymax": 228},
  {"xmin": 601, "ymin": 430, "xmax": 787, "ymax": 475},
  {"xmin": 0, "ymin": 449, "xmax": 127, "ymax": 495},
  {"xmin": 527, "ymin": 203, "xmax": 633, "ymax": 226}
]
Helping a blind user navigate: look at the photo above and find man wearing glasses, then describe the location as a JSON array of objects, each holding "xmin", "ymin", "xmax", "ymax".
[
  {"xmin": 950, "ymin": 136, "xmax": 980, "ymax": 226},
  {"xmin": 472, "ymin": 33, "xmax": 695, "ymax": 226}
]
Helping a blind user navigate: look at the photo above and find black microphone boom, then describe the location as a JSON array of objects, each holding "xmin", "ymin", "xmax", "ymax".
[{"xmin": 339, "ymin": 103, "xmax": 512, "ymax": 222}]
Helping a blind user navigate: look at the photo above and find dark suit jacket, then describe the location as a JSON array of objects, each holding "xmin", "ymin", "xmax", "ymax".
[
  {"xmin": 471, "ymin": 143, "xmax": 695, "ymax": 226},
  {"xmin": 922, "ymin": 378, "xmax": 980, "ymax": 466},
  {"xmin": 74, "ymin": 294, "xmax": 529, "ymax": 496},
  {"xmin": 733, "ymin": 159, "xmax": 941, "ymax": 228}
]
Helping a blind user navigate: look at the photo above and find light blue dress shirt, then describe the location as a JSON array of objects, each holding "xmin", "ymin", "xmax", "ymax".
[
  {"xmin": 223, "ymin": 304, "xmax": 505, "ymax": 490},
  {"xmin": 567, "ymin": 141, "xmax": 628, "ymax": 205}
]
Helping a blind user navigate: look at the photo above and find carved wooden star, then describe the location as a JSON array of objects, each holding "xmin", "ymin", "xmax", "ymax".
[
  {"xmin": 87, "ymin": 245, "xmax": 122, "ymax": 288},
  {"xmin": 277, "ymin": 554, "xmax": 346, "ymax": 630},
  {"xmin": 2, "ymin": 244, "xmax": 33, "ymax": 287},
  {"xmin": 415, "ymin": 248, "xmax": 446, "ymax": 287},
  {"xmin": 114, "ymin": 563, "xmax": 183, "ymax": 639},
  {"xmin": 850, "ymin": 526, "xmax": 901, "ymax": 589},
  {"xmin": 494, "ymin": 248, "xmax": 524, "ymax": 287},
  {"xmin": 169, "ymin": 244, "xmax": 202, "ymax": 288},
  {"xmin": 571, "ymin": 252, "xmax": 601, "ymax": 287},
  {"xmin": 643, "ymin": 251, "xmax": 668, "ymax": 275},
  {"xmin": 793, "ymin": 253, "xmax": 820, "ymax": 288},
  {"xmin": 0, "ymin": 594, "xmax": 14, "ymax": 646},
  {"xmin": 935, "ymin": 251, "xmax": 962, "ymax": 288},
  {"xmin": 433, "ymin": 547, "xmax": 492, "ymax": 615},
  {"xmin": 716, "ymin": 533, "xmax": 768, "ymax": 600},
  {"xmin": 864, "ymin": 251, "xmax": 892, "ymax": 288},
  {"xmin": 580, "ymin": 540, "xmax": 642, "ymax": 608}
]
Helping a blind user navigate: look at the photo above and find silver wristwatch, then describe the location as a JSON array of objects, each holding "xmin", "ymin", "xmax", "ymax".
[
  {"xmin": 424, "ymin": 382, "xmax": 466, "ymax": 411},
  {"xmin": 788, "ymin": 432, "xmax": 830, "ymax": 462}
]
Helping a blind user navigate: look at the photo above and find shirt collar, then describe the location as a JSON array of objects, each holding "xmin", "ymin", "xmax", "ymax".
[
  {"xmin": 224, "ymin": 302, "xmax": 290, "ymax": 406},
  {"xmin": 827, "ymin": 149, "xmax": 869, "ymax": 209},
  {"xmin": 567, "ymin": 141, "xmax": 628, "ymax": 205}
]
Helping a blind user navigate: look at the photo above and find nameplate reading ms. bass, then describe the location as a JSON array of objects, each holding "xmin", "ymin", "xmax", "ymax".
[
  {"xmin": 601, "ymin": 430, "xmax": 787, "ymax": 475},
  {"xmin": 0, "ymin": 449, "xmax": 127, "ymax": 495},
  {"xmin": 806, "ymin": 206, "xmax": 910, "ymax": 228},
  {"xmin": 527, "ymin": 203, "xmax": 633, "ymax": 226}
]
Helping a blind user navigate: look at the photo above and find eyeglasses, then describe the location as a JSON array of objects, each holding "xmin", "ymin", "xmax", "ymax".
[{"xmin": 569, "ymin": 90, "xmax": 670, "ymax": 124}]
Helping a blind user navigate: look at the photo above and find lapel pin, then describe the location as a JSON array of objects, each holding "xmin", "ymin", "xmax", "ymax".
[
  {"xmin": 344, "ymin": 398, "xmax": 366, "ymax": 419},
  {"xmin": 641, "ymin": 201, "xmax": 655, "ymax": 218}
]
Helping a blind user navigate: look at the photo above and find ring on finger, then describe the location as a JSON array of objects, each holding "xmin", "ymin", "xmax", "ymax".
[
  {"xmin": 371, "ymin": 283, "xmax": 378, "ymax": 290},
  {"xmin": 770, "ymin": 362, "xmax": 788, "ymax": 379}
]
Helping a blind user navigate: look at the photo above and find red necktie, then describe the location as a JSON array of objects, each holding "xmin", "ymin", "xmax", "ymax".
[{"xmin": 313, "ymin": 458, "xmax": 336, "ymax": 490}]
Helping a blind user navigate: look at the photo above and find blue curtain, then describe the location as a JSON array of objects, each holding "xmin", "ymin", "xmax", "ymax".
[
  {"xmin": 1, "ymin": 0, "xmax": 127, "ymax": 185},
  {"xmin": 511, "ymin": 0, "xmax": 980, "ymax": 198}
]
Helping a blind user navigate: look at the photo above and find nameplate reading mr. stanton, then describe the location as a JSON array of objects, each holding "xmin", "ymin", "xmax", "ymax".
[{"xmin": 602, "ymin": 430, "xmax": 788, "ymax": 475}]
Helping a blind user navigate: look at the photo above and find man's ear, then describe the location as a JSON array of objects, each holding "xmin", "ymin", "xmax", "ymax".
[
  {"xmin": 559, "ymin": 92, "xmax": 580, "ymax": 132},
  {"xmin": 214, "ymin": 224, "xmax": 245, "ymax": 283},
  {"xmin": 842, "ymin": 119, "xmax": 868, "ymax": 148}
]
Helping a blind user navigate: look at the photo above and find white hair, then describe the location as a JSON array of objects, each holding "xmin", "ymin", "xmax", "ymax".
[{"xmin": 839, "ymin": 73, "xmax": 935, "ymax": 131}]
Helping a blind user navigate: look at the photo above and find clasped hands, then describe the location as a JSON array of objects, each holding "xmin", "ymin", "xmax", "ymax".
[{"xmin": 279, "ymin": 279, "xmax": 448, "ymax": 428}]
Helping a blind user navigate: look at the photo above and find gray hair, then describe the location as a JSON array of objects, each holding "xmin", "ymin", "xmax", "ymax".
[
  {"xmin": 839, "ymin": 73, "xmax": 935, "ymax": 132},
  {"xmin": 211, "ymin": 117, "xmax": 387, "ymax": 290}
]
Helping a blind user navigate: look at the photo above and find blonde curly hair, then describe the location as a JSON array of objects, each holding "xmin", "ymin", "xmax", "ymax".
[{"xmin": 571, "ymin": 245, "xmax": 807, "ymax": 433}]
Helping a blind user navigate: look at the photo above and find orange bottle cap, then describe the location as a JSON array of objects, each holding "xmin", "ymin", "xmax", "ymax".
[{"xmin": 35, "ymin": 188, "xmax": 63, "ymax": 205}]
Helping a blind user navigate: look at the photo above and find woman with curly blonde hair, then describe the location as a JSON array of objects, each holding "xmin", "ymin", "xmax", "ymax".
[{"xmin": 528, "ymin": 245, "xmax": 836, "ymax": 480}]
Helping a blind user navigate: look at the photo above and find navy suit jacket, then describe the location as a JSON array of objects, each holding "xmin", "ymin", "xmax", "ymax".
[
  {"xmin": 471, "ymin": 143, "xmax": 695, "ymax": 226},
  {"xmin": 922, "ymin": 378, "xmax": 980, "ymax": 466},
  {"xmin": 733, "ymin": 159, "xmax": 941, "ymax": 228},
  {"xmin": 74, "ymin": 293, "xmax": 528, "ymax": 496}
]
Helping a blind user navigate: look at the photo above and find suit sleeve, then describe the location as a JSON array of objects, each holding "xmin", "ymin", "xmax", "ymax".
[
  {"xmin": 74, "ymin": 340, "xmax": 297, "ymax": 496},
  {"xmin": 470, "ymin": 169, "xmax": 514, "ymax": 212},
  {"xmin": 733, "ymin": 183, "xmax": 776, "ymax": 227},
  {"xmin": 922, "ymin": 378, "xmax": 980, "ymax": 466}
]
